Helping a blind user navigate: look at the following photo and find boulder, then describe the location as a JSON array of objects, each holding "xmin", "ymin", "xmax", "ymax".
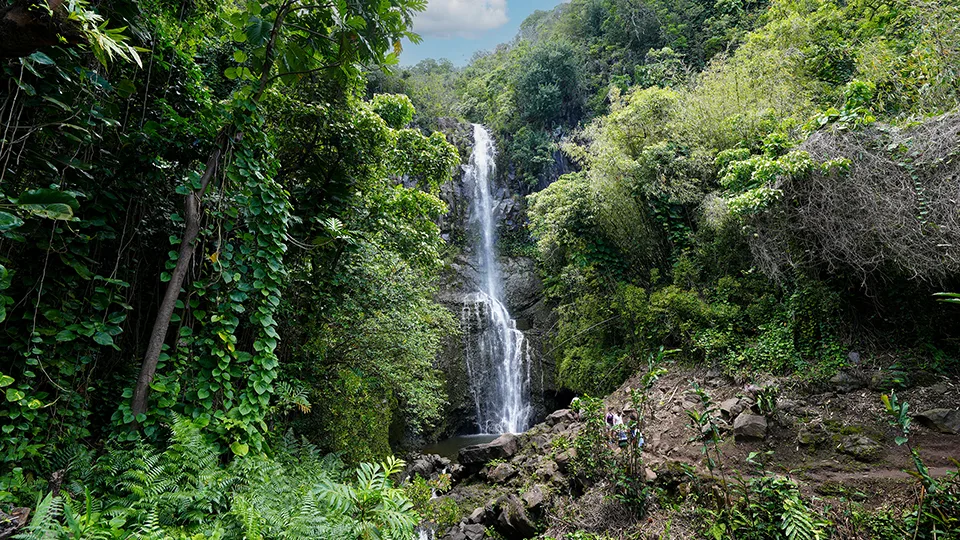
[
  {"xmin": 494, "ymin": 494, "xmax": 537, "ymax": 539},
  {"xmin": 719, "ymin": 398, "xmax": 743, "ymax": 419},
  {"xmin": 521, "ymin": 484, "xmax": 546, "ymax": 512},
  {"xmin": 829, "ymin": 371, "xmax": 864, "ymax": 393},
  {"xmin": 459, "ymin": 434, "xmax": 519, "ymax": 467},
  {"xmin": 733, "ymin": 413, "xmax": 768, "ymax": 441},
  {"xmin": 461, "ymin": 524, "xmax": 486, "ymax": 540},
  {"xmin": 405, "ymin": 453, "xmax": 452, "ymax": 481},
  {"xmin": 840, "ymin": 435, "xmax": 883, "ymax": 462},
  {"xmin": 545, "ymin": 409, "xmax": 576, "ymax": 426},
  {"xmin": 486, "ymin": 463, "xmax": 517, "ymax": 484},
  {"xmin": 554, "ymin": 447, "xmax": 577, "ymax": 473},
  {"xmin": 466, "ymin": 506, "xmax": 488, "ymax": 525},
  {"xmin": 441, "ymin": 523, "xmax": 486, "ymax": 540},
  {"xmin": 535, "ymin": 459, "xmax": 559, "ymax": 479},
  {"xmin": 915, "ymin": 409, "xmax": 960, "ymax": 435}
]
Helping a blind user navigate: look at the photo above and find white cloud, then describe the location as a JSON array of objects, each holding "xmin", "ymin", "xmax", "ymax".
[{"xmin": 413, "ymin": 0, "xmax": 509, "ymax": 38}]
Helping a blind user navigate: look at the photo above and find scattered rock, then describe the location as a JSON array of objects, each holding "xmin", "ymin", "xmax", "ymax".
[
  {"xmin": 494, "ymin": 494, "xmax": 537, "ymax": 538},
  {"xmin": 839, "ymin": 435, "xmax": 883, "ymax": 462},
  {"xmin": 486, "ymin": 462, "xmax": 517, "ymax": 484},
  {"xmin": 645, "ymin": 467, "xmax": 658, "ymax": 483},
  {"xmin": 521, "ymin": 484, "xmax": 546, "ymax": 512},
  {"xmin": 405, "ymin": 453, "xmax": 452, "ymax": 481},
  {"xmin": 719, "ymin": 398, "xmax": 742, "ymax": 419},
  {"xmin": 466, "ymin": 506, "xmax": 487, "ymax": 525},
  {"xmin": 555, "ymin": 447, "xmax": 577, "ymax": 473},
  {"xmin": 733, "ymin": 413, "xmax": 768, "ymax": 441},
  {"xmin": 459, "ymin": 433, "xmax": 520, "ymax": 467},
  {"xmin": 915, "ymin": 408, "xmax": 960, "ymax": 435},
  {"xmin": 778, "ymin": 399, "xmax": 801, "ymax": 413},
  {"xmin": 441, "ymin": 523, "xmax": 486, "ymax": 540},
  {"xmin": 545, "ymin": 409, "xmax": 576, "ymax": 426},
  {"xmin": 848, "ymin": 351, "xmax": 861, "ymax": 365},
  {"xmin": 829, "ymin": 371, "xmax": 864, "ymax": 393}
]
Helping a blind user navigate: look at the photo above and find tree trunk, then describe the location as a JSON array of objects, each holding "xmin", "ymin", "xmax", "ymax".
[
  {"xmin": 131, "ymin": 140, "xmax": 225, "ymax": 416},
  {"xmin": 130, "ymin": 0, "xmax": 292, "ymax": 418}
]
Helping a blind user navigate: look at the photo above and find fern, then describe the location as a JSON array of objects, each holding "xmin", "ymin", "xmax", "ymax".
[
  {"xmin": 781, "ymin": 494, "xmax": 822, "ymax": 540},
  {"xmin": 14, "ymin": 493, "xmax": 63, "ymax": 540}
]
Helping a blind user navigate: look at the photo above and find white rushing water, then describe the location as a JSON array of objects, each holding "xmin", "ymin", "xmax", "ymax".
[{"xmin": 461, "ymin": 124, "xmax": 532, "ymax": 435}]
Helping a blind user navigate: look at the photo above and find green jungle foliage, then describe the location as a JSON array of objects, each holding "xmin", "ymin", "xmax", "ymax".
[
  {"xmin": 2, "ymin": 0, "xmax": 960, "ymax": 535},
  {"xmin": 374, "ymin": 0, "xmax": 960, "ymax": 399},
  {"xmin": 0, "ymin": 0, "xmax": 456, "ymax": 535}
]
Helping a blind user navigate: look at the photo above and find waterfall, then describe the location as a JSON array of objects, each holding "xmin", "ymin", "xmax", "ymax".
[{"xmin": 461, "ymin": 124, "xmax": 533, "ymax": 435}]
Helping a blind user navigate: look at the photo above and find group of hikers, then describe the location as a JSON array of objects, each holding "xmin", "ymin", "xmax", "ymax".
[
  {"xmin": 605, "ymin": 410, "xmax": 645, "ymax": 449},
  {"xmin": 569, "ymin": 397, "xmax": 646, "ymax": 450}
]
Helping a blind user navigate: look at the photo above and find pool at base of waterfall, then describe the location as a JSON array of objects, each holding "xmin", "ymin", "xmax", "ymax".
[{"xmin": 421, "ymin": 434, "xmax": 501, "ymax": 462}]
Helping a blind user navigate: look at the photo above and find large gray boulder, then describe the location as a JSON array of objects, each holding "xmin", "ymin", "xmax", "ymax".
[
  {"xmin": 544, "ymin": 408, "xmax": 576, "ymax": 426},
  {"xmin": 486, "ymin": 462, "xmax": 517, "ymax": 484},
  {"xmin": 915, "ymin": 409, "xmax": 960, "ymax": 434},
  {"xmin": 733, "ymin": 413, "xmax": 768, "ymax": 441},
  {"xmin": 459, "ymin": 433, "xmax": 519, "ymax": 467},
  {"xmin": 441, "ymin": 523, "xmax": 486, "ymax": 540},
  {"xmin": 829, "ymin": 371, "xmax": 865, "ymax": 393}
]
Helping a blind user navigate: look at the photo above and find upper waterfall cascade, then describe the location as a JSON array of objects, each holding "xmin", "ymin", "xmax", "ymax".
[{"xmin": 461, "ymin": 124, "xmax": 533, "ymax": 435}]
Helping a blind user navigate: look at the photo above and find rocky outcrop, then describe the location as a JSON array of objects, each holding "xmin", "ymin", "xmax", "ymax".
[
  {"xmin": 839, "ymin": 435, "xmax": 884, "ymax": 462},
  {"xmin": 493, "ymin": 494, "xmax": 537, "ymax": 538},
  {"xmin": 459, "ymin": 434, "xmax": 519, "ymax": 468},
  {"xmin": 440, "ymin": 523, "xmax": 486, "ymax": 540},
  {"xmin": 915, "ymin": 408, "xmax": 960, "ymax": 434}
]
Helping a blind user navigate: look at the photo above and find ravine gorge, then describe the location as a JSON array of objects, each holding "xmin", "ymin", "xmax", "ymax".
[{"xmin": 0, "ymin": 0, "xmax": 959, "ymax": 538}]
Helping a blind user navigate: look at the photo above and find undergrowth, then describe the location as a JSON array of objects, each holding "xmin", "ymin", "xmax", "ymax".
[{"xmin": 4, "ymin": 416, "xmax": 420, "ymax": 540}]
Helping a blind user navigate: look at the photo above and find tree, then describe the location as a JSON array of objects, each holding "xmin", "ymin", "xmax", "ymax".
[{"xmin": 131, "ymin": 0, "xmax": 425, "ymax": 418}]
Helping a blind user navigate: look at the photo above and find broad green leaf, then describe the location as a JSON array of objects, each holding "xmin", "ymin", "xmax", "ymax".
[
  {"xmin": 230, "ymin": 441, "xmax": 249, "ymax": 456},
  {"xmin": 5, "ymin": 388, "xmax": 24, "ymax": 402},
  {"xmin": 93, "ymin": 332, "xmax": 114, "ymax": 346},
  {"xmin": 245, "ymin": 16, "xmax": 273, "ymax": 46},
  {"xmin": 23, "ymin": 203, "xmax": 73, "ymax": 220},
  {"xmin": 28, "ymin": 51, "xmax": 55, "ymax": 65},
  {"xmin": 0, "ymin": 374, "xmax": 13, "ymax": 387},
  {"xmin": 234, "ymin": 50, "xmax": 248, "ymax": 63},
  {"xmin": 18, "ymin": 188, "xmax": 80, "ymax": 210},
  {"xmin": 0, "ymin": 211, "xmax": 23, "ymax": 231}
]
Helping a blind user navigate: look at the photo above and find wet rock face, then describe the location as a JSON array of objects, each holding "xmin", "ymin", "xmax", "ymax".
[
  {"xmin": 459, "ymin": 434, "xmax": 520, "ymax": 468},
  {"xmin": 428, "ymin": 119, "xmax": 556, "ymax": 440}
]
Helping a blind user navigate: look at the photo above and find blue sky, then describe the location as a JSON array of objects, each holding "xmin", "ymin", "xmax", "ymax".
[{"xmin": 399, "ymin": 0, "xmax": 567, "ymax": 66}]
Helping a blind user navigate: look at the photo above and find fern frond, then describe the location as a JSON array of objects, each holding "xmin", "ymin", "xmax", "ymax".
[{"xmin": 781, "ymin": 494, "xmax": 821, "ymax": 540}]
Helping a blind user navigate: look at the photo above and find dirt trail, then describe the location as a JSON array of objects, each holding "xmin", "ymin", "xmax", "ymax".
[{"xmin": 600, "ymin": 365, "xmax": 960, "ymax": 504}]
